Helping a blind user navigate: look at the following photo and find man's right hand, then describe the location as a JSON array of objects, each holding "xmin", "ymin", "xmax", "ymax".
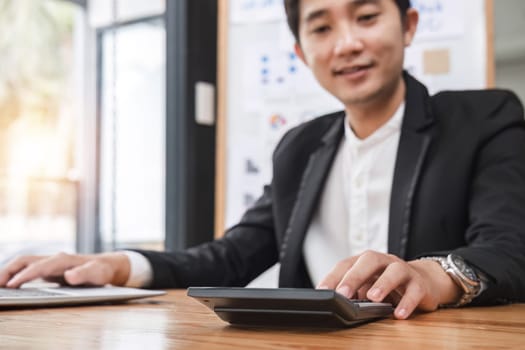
[{"xmin": 0, "ymin": 252, "xmax": 131, "ymax": 288}]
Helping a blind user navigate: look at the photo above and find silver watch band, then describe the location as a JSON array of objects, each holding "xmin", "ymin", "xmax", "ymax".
[{"xmin": 420, "ymin": 255, "xmax": 481, "ymax": 307}]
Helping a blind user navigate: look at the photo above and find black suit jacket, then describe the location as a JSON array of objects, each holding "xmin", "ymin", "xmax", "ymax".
[{"xmin": 139, "ymin": 73, "xmax": 525, "ymax": 305}]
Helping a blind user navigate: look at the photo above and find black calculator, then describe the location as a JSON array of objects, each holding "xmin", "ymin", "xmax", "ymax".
[{"xmin": 187, "ymin": 287, "xmax": 393, "ymax": 328}]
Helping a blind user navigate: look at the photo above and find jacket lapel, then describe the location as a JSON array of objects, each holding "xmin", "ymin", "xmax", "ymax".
[
  {"xmin": 388, "ymin": 73, "xmax": 435, "ymax": 258},
  {"xmin": 278, "ymin": 73, "xmax": 435, "ymax": 285},
  {"xmin": 279, "ymin": 114, "xmax": 344, "ymax": 287}
]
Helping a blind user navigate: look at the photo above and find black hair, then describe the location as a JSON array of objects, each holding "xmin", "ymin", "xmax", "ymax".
[{"xmin": 284, "ymin": 0, "xmax": 412, "ymax": 43}]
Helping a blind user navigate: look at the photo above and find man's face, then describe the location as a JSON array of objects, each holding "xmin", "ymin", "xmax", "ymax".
[{"xmin": 295, "ymin": 0, "xmax": 418, "ymax": 107}]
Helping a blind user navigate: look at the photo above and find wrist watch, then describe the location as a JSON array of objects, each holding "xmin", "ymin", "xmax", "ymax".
[{"xmin": 422, "ymin": 254, "xmax": 481, "ymax": 307}]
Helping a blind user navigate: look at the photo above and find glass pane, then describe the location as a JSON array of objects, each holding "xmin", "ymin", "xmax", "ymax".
[
  {"xmin": 0, "ymin": 0, "xmax": 81, "ymax": 263},
  {"xmin": 99, "ymin": 18, "xmax": 166, "ymax": 251}
]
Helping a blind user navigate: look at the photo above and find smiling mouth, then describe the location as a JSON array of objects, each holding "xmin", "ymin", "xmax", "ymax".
[{"xmin": 334, "ymin": 63, "xmax": 374, "ymax": 76}]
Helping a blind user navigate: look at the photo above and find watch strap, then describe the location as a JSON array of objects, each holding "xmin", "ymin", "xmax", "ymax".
[{"xmin": 420, "ymin": 255, "xmax": 480, "ymax": 307}]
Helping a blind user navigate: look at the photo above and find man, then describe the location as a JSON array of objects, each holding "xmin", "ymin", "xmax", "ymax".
[{"xmin": 1, "ymin": 0, "xmax": 525, "ymax": 320}]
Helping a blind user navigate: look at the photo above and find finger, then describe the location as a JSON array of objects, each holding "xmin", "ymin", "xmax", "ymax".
[
  {"xmin": 383, "ymin": 289, "xmax": 403, "ymax": 306},
  {"xmin": 6, "ymin": 253, "xmax": 86, "ymax": 288},
  {"xmin": 366, "ymin": 262, "xmax": 411, "ymax": 302},
  {"xmin": 356, "ymin": 280, "xmax": 376, "ymax": 300},
  {"xmin": 316, "ymin": 256, "xmax": 359, "ymax": 290},
  {"xmin": 0, "ymin": 256, "xmax": 43, "ymax": 287},
  {"xmin": 394, "ymin": 280, "xmax": 427, "ymax": 320},
  {"xmin": 43, "ymin": 276, "xmax": 69, "ymax": 285},
  {"xmin": 64, "ymin": 260, "xmax": 115, "ymax": 286},
  {"xmin": 336, "ymin": 251, "xmax": 394, "ymax": 298}
]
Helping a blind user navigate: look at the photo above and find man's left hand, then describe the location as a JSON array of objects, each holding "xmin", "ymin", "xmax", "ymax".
[{"xmin": 316, "ymin": 250, "xmax": 462, "ymax": 319}]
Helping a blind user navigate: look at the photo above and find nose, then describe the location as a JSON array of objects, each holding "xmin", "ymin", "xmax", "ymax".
[{"xmin": 333, "ymin": 28, "xmax": 364, "ymax": 56}]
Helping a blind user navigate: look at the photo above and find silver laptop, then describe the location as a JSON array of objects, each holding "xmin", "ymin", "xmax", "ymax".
[{"xmin": 0, "ymin": 284, "xmax": 165, "ymax": 307}]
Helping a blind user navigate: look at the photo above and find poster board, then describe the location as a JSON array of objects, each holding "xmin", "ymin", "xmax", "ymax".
[{"xmin": 215, "ymin": 0, "xmax": 494, "ymax": 235}]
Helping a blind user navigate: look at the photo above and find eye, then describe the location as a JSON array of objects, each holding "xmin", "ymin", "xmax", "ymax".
[
  {"xmin": 357, "ymin": 13, "xmax": 379, "ymax": 23},
  {"xmin": 311, "ymin": 25, "xmax": 331, "ymax": 34}
]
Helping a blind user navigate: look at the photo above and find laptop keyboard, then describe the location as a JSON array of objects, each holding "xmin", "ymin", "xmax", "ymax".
[{"xmin": 0, "ymin": 288, "xmax": 63, "ymax": 298}]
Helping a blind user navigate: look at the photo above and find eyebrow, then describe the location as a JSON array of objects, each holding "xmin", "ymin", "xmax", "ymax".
[{"xmin": 303, "ymin": 0, "xmax": 380, "ymax": 24}]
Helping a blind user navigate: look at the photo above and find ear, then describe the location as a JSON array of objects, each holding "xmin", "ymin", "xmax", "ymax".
[
  {"xmin": 403, "ymin": 8, "xmax": 419, "ymax": 47},
  {"xmin": 294, "ymin": 42, "xmax": 308, "ymax": 66}
]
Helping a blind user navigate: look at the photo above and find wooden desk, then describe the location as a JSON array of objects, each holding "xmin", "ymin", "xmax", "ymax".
[{"xmin": 1, "ymin": 290, "xmax": 524, "ymax": 349}]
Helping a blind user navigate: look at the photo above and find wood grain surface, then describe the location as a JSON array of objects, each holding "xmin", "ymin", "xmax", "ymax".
[{"xmin": 1, "ymin": 290, "xmax": 524, "ymax": 349}]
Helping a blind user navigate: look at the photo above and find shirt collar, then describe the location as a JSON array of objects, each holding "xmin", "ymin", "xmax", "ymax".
[{"xmin": 344, "ymin": 102, "xmax": 405, "ymax": 149}]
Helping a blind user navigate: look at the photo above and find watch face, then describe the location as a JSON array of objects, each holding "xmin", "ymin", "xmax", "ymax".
[{"xmin": 451, "ymin": 255, "xmax": 478, "ymax": 282}]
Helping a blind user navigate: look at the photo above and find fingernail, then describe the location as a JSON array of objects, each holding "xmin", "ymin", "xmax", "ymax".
[
  {"xmin": 317, "ymin": 285, "xmax": 329, "ymax": 290},
  {"xmin": 64, "ymin": 271, "xmax": 76, "ymax": 284},
  {"xmin": 6, "ymin": 279, "xmax": 16, "ymax": 288},
  {"xmin": 336, "ymin": 286, "xmax": 351, "ymax": 298},
  {"xmin": 396, "ymin": 308, "xmax": 408, "ymax": 319},
  {"xmin": 369, "ymin": 288, "xmax": 381, "ymax": 300}
]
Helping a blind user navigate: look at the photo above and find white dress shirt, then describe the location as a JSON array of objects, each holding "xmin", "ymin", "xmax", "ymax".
[
  {"xmin": 124, "ymin": 104, "xmax": 405, "ymax": 288},
  {"xmin": 303, "ymin": 104, "xmax": 404, "ymax": 287},
  {"xmin": 122, "ymin": 250, "xmax": 153, "ymax": 287}
]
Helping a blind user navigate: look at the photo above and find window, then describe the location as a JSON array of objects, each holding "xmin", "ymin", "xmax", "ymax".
[
  {"xmin": 97, "ymin": 17, "xmax": 166, "ymax": 251},
  {"xmin": 0, "ymin": 0, "xmax": 83, "ymax": 262}
]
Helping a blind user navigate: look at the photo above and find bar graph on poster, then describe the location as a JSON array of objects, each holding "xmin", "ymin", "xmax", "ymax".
[{"xmin": 223, "ymin": 0, "xmax": 491, "ymax": 228}]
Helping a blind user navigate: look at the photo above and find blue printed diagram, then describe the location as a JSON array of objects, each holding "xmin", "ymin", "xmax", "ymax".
[
  {"xmin": 412, "ymin": 0, "xmax": 443, "ymax": 13},
  {"xmin": 239, "ymin": 0, "xmax": 283, "ymax": 11},
  {"xmin": 231, "ymin": 0, "xmax": 285, "ymax": 23},
  {"xmin": 259, "ymin": 51, "xmax": 299, "ymax": 87},
  {"xmin": 410, "ymin": 0, "xmax": 464, "ymax": 41}
]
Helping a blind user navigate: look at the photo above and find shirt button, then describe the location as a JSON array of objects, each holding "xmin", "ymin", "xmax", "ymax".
[
  {"xmin": 353, "ymin": 176, "xmax": 363, "ymax": 188},
  {"xmin": 355, "ymin": 230, "xmax": 365, "ymax": 242}
]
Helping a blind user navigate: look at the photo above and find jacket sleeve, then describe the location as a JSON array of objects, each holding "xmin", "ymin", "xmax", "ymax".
[
  {"xmin": 452, "ymin": 91, "xmax": 525, "ymax": 304},
  {"xmin": 130, "ymin": 121, "xmax": 321, "ymax": 289},
  {"xmin": 134, "ymin": 184, "xmax": 278, "ymax": 289}
]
